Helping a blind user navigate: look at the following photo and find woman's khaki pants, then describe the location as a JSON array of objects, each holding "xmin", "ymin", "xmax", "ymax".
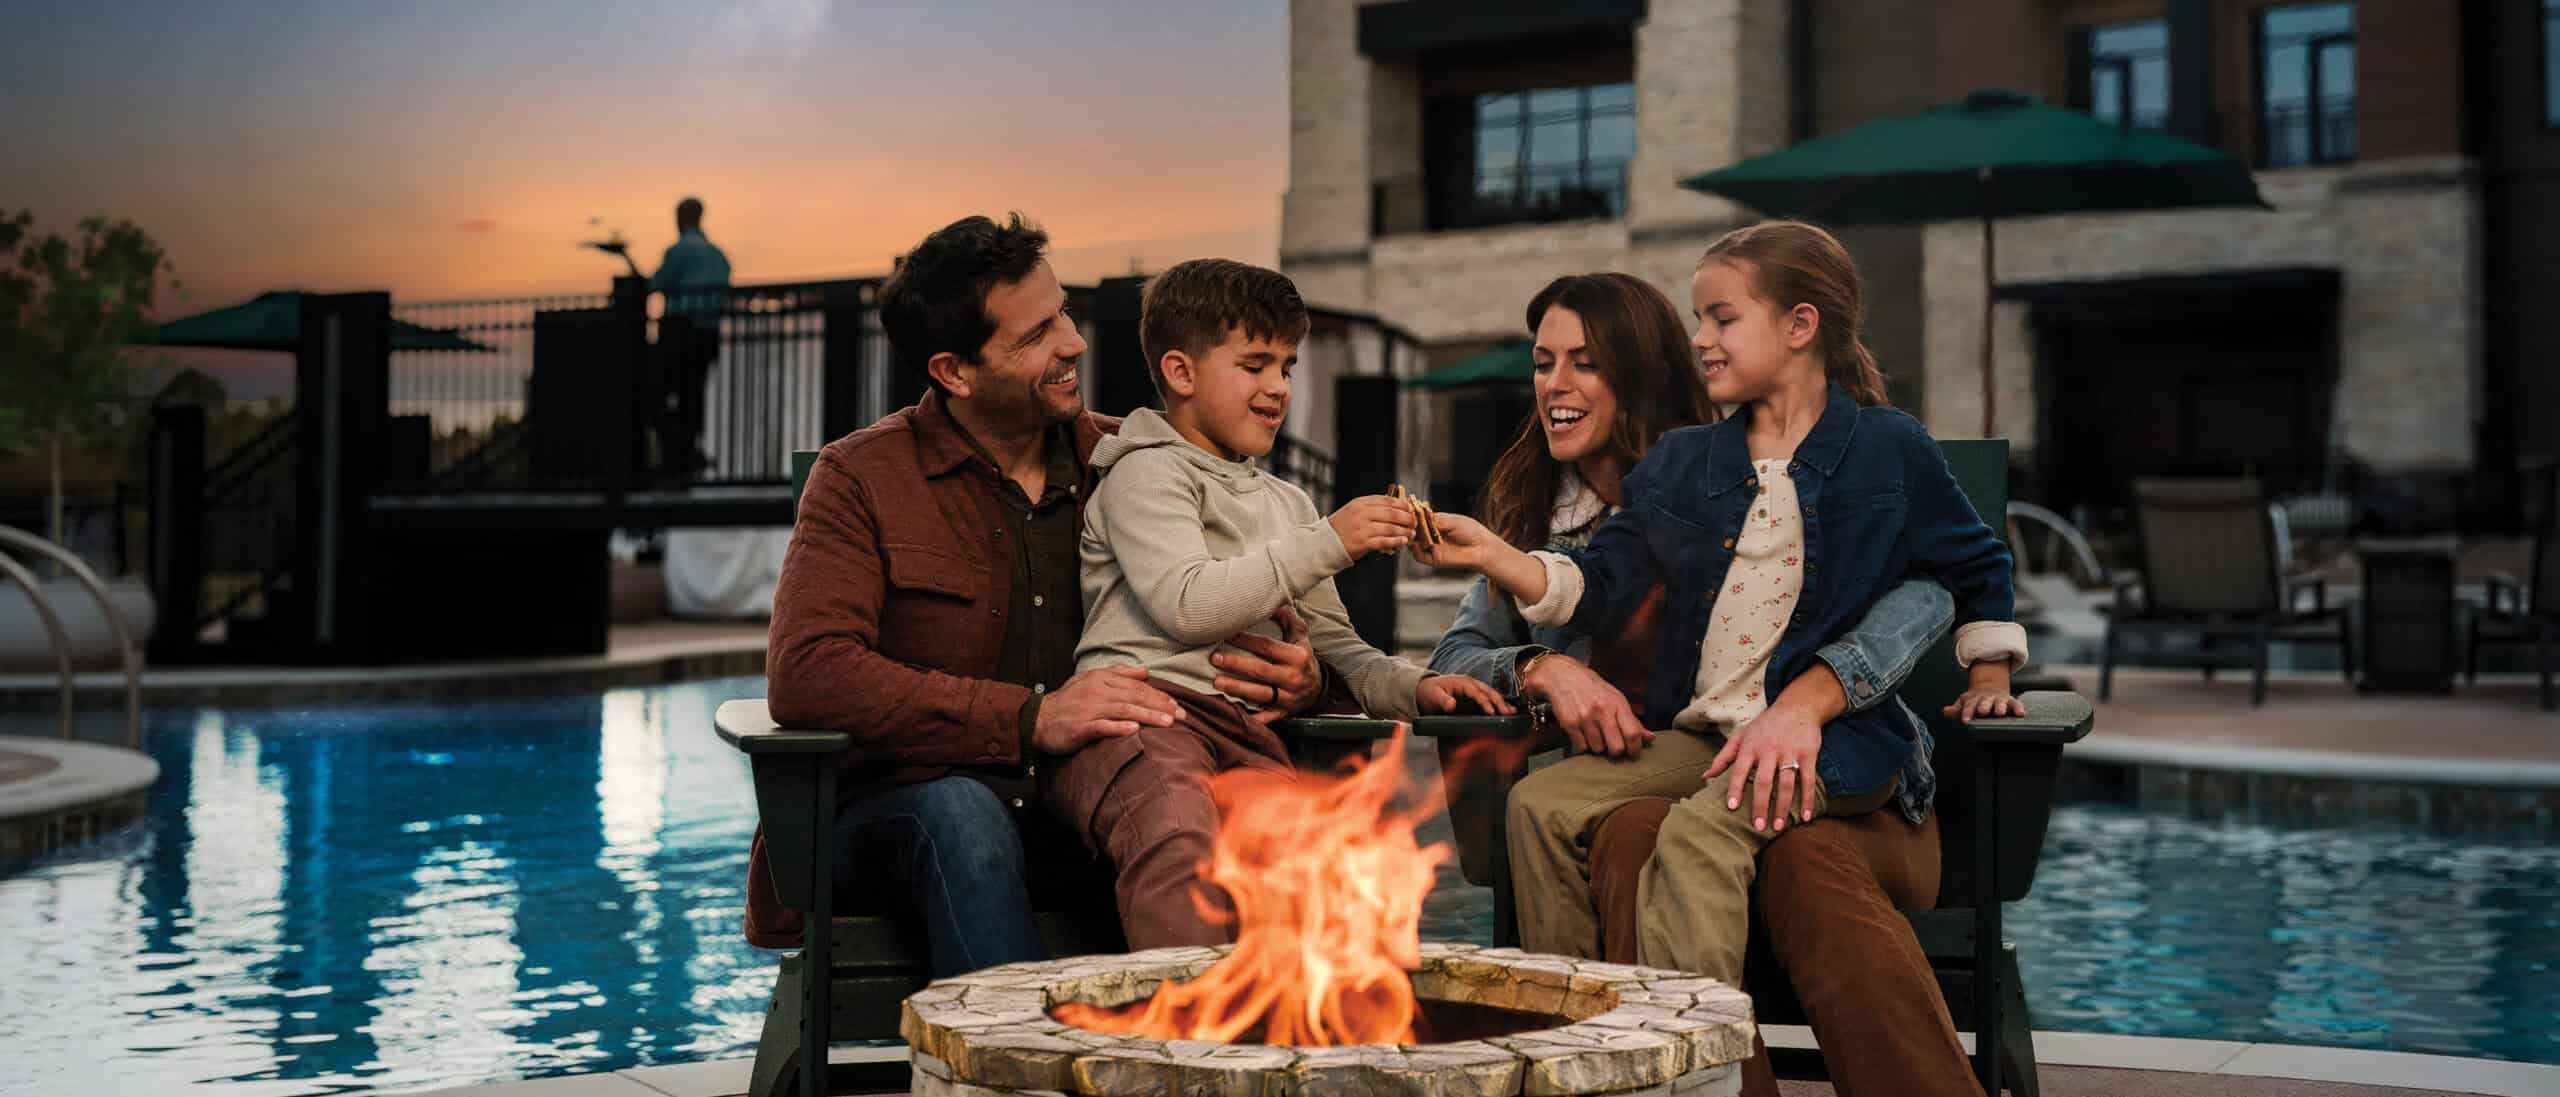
[{"xmin": 1504, "ymin": 728, "xmax": 1890, "ymax": 986}]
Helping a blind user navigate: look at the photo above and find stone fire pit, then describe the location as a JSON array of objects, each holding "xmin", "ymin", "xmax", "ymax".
[{"xmin": 900, "ymin": 943, "xmax": 1755, "ymax": 1096}]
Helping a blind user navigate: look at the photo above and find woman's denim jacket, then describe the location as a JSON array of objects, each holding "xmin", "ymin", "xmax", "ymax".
[{"xmin": 1547, "ymin": 384, "xmax": 2014, "ymax": 811}]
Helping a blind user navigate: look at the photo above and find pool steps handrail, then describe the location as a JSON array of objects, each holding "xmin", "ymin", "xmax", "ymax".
[{"xmin": 0, "ymin": 528, "xmax": 146, "ymax": 749}]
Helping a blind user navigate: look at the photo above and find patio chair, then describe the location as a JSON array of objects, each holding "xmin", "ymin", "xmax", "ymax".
[
  {"xmin": 2101, "ymin": 476, "xmax": 2353, "ymax": 705},
  {"xmin": 2464, "ymin": 521, "xmax": 2558, "ymax": 710}
]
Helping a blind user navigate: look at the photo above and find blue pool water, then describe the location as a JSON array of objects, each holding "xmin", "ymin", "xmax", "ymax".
[{"xmin": 3, "ymin": 676, "xmax": 2556, "ymax": 1095}]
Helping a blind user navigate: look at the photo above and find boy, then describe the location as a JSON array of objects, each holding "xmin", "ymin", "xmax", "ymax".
[{"xmin": 1053, "ymin": 258, "xmax": 1508, "ymax": 947}]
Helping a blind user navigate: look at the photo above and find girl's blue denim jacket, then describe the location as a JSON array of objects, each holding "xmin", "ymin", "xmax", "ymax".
[{"xmin": 1554, "ymin": 384, "xmax": 2015, "ymax": 807}]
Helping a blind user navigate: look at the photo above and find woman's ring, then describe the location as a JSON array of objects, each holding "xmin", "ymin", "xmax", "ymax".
[{"xmin": 1777, "ymin": 762, "xmax": 1802, "ymax": 772}]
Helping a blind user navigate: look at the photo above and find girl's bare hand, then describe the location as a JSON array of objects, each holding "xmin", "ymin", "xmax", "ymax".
[
  {"xmin": 1943, "ymin": 688, "xmax": 2024, "ymax": 720},
  {"xmin": 1413, "ymin": 512, "xmax": 1495, "ymax": 570}
]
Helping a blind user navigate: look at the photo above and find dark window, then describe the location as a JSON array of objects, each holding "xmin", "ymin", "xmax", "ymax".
[
  {"xmin": 1385, "ymin": 80, "xmax": 1634, "ymax": 235},
  {"xmin": 2545, "ymin": 0, "xmax": 2559, "ymax": 127},
  {"xmin": 2074, "ymin": 19, "xmax": 2170, "ymax": 131},
  {"xmin": 2259, "ymin": 2, "xmax": 2355, "ymax": 167}
]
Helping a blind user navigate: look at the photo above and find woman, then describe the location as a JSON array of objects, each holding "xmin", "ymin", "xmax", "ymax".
[{"xmin": 1426, "ymin": 268, "xmax": 1981, "ymax": 1097}]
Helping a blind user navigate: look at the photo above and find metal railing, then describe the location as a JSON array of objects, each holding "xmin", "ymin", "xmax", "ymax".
[
  {"xmin": 2261, "ymin": 98, "xmax": 2356, "ymax": 167},
  {"xmin": 0, "ymin": 528, "xmax": 144, "ymax": 748},
  {"xmin": 1373, "ymin": 160, "xmax": 1629, "ymax": 236},
  {"xmin": 389, "ymin": 291, "xmax": 615, "ymax": 481},
  {"xmin": 1265, "ymin": 433, "xmax": 1338, "ymax": 511}
]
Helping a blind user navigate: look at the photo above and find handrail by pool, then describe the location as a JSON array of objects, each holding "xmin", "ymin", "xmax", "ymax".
[
  {"xmin": 0, "ymin": 528, "xmax": 145, "ymax": 749},
  {"xmin": 0, "ymin": 552, "xmax": 75, "ymax": 740}
]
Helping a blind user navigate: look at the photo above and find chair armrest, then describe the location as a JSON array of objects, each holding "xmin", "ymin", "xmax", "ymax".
[
  {"xmin": 715, "ymin": 699, "xmax": 852, "ymax": 755},
  {"xmin": 1960, "ymin": 690, "xmax": 2093, "ymax": 747},
  {"xmin": 1271, "ymin": 714, "xmax": 1538, "ymax": 742}
]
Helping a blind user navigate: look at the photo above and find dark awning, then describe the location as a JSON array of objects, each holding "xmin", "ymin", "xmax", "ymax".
[{"xmin": 1358, "ymin": 0, "xmax": 1646, "ymax": 58}]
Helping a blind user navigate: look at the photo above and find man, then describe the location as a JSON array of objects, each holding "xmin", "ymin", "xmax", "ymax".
[
  {"xmin": 651, "ymin": 196, "xmax": 731, "ymax": 476},
  {"xmin": 747, "ymin": 212, "xmax": 1328, "ymax": 974}
]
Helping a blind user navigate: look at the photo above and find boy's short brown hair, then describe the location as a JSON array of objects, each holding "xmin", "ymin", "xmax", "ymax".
[{"xmin": 1138, "ymin": 259, "xmax": 1311, "ymax": 397}]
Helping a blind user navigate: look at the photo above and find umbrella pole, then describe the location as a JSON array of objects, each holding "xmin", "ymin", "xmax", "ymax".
[{"xmin": 1979, "ymin": 176, "xmax": 1997, "ymax": 439}]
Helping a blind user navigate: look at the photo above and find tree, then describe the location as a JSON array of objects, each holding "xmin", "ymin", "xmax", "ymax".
[{"xmin": 0, "ymin": 209, "xmax": 178, "ymax": 550}]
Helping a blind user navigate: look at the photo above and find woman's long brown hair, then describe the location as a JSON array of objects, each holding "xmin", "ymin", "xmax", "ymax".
[
  {"xmin": 1696, "ymin": 220, "xmax": 1892, "ymax": 408},
  {"xmin": 1479, "ymin": 273, "xmax": 1720, "ymax": 552}
]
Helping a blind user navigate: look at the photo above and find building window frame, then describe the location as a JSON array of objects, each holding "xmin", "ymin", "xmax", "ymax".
[
  {"xmin": 2255, "ymin": 1, "xmax": 2357, "ymax": 168},
  {"xmin": 2543, "ymin": 0, "xmax": 2560, "ymax": 130},
  {"xmin": 2069, "ymin": 17, "xmax": 2171, "ymax": 131}
]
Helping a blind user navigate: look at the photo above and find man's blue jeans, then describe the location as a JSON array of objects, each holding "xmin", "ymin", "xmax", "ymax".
[{"xmin": 832, "ymin": 776, "xmax": 1047, "ymax": 977}]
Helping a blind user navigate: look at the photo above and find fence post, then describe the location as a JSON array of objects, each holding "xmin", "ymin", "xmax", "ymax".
[
  {"xmin": 294, "ymin": 291, "xmax": 393, "ymax": 662},
  {"xmin": 1087, "ymin": 275, "xmax": 1156, "ymax": 417},
  {"xmin": 1333, "ymin": 375, "xmax": 1401, "ymax": 650},
  {"xmin": 820, "ymin": 282, "xmax": 871, "ymax": 441},
  {"xmin": 608, "ymin": 275, "xmax": 651, "ymax": 497},
  {"xmin": 147, "ymin": 405, "xmax": 205, "ymax": 663}
]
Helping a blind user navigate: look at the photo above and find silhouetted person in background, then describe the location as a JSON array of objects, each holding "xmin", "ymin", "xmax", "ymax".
[{"xmin": 652, "ymin": 196, "xmax": 731, "ymax": 477}]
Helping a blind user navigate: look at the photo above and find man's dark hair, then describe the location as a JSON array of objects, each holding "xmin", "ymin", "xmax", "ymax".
[
  {"xmin": 1138, "ymin": 259, "xmax": 1310, "ymax": 397},
  {"xmin": 676, "ymin": 197, "xmax": 704, "ymax": 230},
  {"xmin": 879, "ymin": 213, "xmax": 1052, "ymax": 392}
]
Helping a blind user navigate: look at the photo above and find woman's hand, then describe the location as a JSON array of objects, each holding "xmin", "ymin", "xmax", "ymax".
[
  {"xmin": 1212, "ymin": 606, "xmax": 1326, "ymax": 726},
  {"xmin": 1417, "ymin": 674, "xmax": 1514, "ymax": 716},
  {"xmin": 1521, "ymin": 653, "xmax": 1652, "ymax": 758},
  {"xmin": 1942, "ymin": 688, "xmax": 2023, "ymax": 720},
  {"xmin": 1705, "ymin": 704, "xmax": 1824, "ymax": 834}
]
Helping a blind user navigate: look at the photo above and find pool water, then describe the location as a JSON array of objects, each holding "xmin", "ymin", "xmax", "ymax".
[{"xmin": 4, "ymin": 676, "xmax": 2556, "ymax": 1095}]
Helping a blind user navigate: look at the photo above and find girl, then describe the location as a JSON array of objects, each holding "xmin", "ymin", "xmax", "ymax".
[{"xmin": 1421, "ymin": 221, "xmax": 2027, "ymax": 983}]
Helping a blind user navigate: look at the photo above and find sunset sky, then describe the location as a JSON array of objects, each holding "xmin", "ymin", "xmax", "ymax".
[{"xmin": 4, "ymin": 0, "xmax": 1289, "ymax": 314}]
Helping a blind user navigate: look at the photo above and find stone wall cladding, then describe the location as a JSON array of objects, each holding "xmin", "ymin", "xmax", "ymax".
[
  {"xmin": 1282, "ymin": 0, "xmax": 1374, "ymax": 261},
  {"xmin": 1280, "ymin": 0, "xmax": 1792, "ymax": 338},
  {"xmin": 1919, "ymin": 157, "xmax": 2483, "ymax": 470}
]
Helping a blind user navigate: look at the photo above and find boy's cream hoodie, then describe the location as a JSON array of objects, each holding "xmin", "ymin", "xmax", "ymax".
[{"xmin": 1076, "ymin": 407, "xmax": 1426, "ymax": 718}]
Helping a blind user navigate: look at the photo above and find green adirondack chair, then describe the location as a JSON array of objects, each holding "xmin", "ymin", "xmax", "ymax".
[{"xmin": 718, "ymin": 440, "xmax": 2091, "ymax": 1097}]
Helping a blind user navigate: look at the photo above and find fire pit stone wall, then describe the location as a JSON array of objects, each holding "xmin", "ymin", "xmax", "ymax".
[{"xmin": 902, "ymin": 943, "xmax": 1754, "ymax": 1097}]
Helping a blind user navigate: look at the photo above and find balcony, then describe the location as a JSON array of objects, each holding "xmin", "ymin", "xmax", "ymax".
[{"xmin": 1373, "ymin": 160, "xmax": 1629, "ymax": 237}]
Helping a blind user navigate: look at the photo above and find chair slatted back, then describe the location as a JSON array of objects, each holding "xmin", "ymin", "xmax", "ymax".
[
  {"xmin": 2130, "ymin": 477, "xmax": 2280, "ymax": 616},
  {"xmin": 1910, "ymin": 440, "xmax": 2060, "ymax": 905}
]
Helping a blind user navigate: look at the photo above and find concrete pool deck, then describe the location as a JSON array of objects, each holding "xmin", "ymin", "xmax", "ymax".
[{"xmin": 392, "ymin": 1032, "xmax": 2560, "ymax": 1097}]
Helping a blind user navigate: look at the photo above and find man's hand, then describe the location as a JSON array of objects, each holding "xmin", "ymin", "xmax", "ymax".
[
  {"xmin": 1032, "ymin": 665, "xmax": 1179, "ymax": 754},
  {"xmin": 1213, "ymin": 605, "xmax": 1325, "ymax": 726},
  {"xmin": 1417, "ymin": 674, "xmax": 1514, "ymax": 716},
  {"xmin": 1328, "ymin": 494, "xmax": 1417, "ymax": 559},
  {"xmin": 1705, "ymin": 703, "xmax": 1824, "ymax": 835},
  {"xmin": 1521, "ymin": 653, "xmax": 1651, "ymax": 757}
]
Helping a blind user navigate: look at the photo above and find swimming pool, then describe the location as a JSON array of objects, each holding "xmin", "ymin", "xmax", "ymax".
[{"xmin": 3, "ymin": 676, "xmax": 2555, "ymax": 1095}]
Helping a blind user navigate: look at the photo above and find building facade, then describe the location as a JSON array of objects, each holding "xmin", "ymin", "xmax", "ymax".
[{"xmin": 1283, "ymin": 0, "xmax": 2560, "ymax": 526}]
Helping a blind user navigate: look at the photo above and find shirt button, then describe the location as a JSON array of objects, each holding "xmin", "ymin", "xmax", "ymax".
[
  {"xmin": 1011, "ymin": 797, "xmax": 1026, "ymax": 808},
  {"xmin": 1026, "ymin": 764, "xmax": 1038, "ymax": 777},
  {"xmin": 1747, "ymin": 478, "xmax": 1759, "ymax": 491},
  {"xmin": 1032, "ymin": 594, "xmax": 1046, "ymax": 607},
  {"xmin": 1722, "ymin": 538, "xmax": 1736, "ymax": 549},
  {"xmin": 1033, "ymin": 683, "xmax": 1046, "ymax": 694},
  {"xmin": 992, "ymin": 607, "xmax": 1004, "ymax": 617},
  {"xmin": 984, "ymin": 739, "xmax": 1002, "ymax": 753}
]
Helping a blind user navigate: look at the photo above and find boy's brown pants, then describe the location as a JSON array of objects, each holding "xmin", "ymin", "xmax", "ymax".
[{"xmin": 1589, "ymin": 799, "xmax": 1980, "ymax": 1097}]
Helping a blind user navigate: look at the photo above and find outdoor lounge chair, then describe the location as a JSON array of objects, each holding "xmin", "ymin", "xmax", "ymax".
[
  {"xmin": 2101, "ymin": 476, "xmax": 2353, "ymax": 705},
  {"xmin": 722, "ymin": 442, "xmax": 2092, "ymax": 1097},
  {"xmin": 2464, "ymin": 519, "xmax": 2558, "ymax": 710}
]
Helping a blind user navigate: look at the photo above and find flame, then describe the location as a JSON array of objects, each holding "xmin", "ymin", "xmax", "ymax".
[{"xmin": 1052, "ymin": 728, "xmax": 1448, "ymax": 1045}]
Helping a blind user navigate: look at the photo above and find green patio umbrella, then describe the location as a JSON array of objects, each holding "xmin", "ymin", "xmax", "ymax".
[
  {"xmin": 142, "ymin": 291, "xmax": 495, "ymax": 353},
  {"xmin": 1679, "ymin": 88, "xmax": 2268, "ymax": 435},
  {"xmin": 1414, "ymin": 339, "xmax": 1533, "ymax": 389}
]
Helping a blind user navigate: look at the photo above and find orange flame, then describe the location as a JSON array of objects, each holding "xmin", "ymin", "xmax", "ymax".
[{"xmin": 1052, "ymin": 728, "xmax": 1447, "ymax": 1045}]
